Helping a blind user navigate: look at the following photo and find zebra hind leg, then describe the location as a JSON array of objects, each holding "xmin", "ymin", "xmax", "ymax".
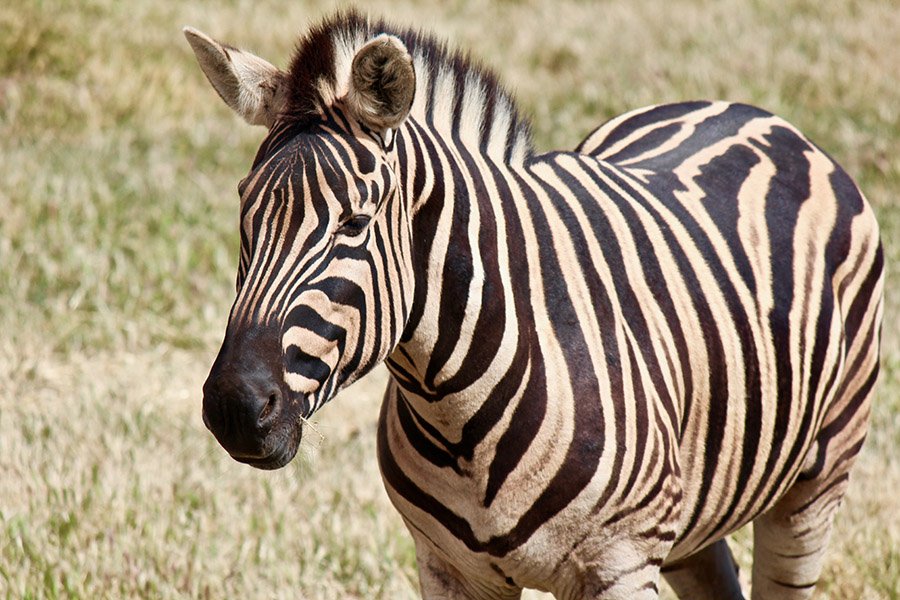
[
  {"xmin": 749, "ymin": 473, "xmax": 845, "ymax": 599},
  {"xmin": 752, "ymin": 245, "xmax": 881, "ymax": 599},
  {"xmin": 661, "ymin": 539, "xmax": 745, "ymax": 599},
  {"xmin": 750, "ymin": 381, "xmax": 876, "ymax": 598}
]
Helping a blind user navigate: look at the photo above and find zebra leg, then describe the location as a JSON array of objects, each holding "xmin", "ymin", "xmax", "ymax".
[
  {"xmin": 750, "ymin": 381, "xmax": 876, "ymax": 598},
  {"xmin": 551, "ymin": 537, "xmax": 669, "ymax": 600},
  {"xmin": 751, "ymin": 245, "xmax": 881, "ymax": 600},
  {"xmin": 749, "ymin": 479, "xmax": 841, "ymax": 599},
  {"xmin": 413, "ymin": 540, "xmax": 522, "ymax": 600},
  {"xmin": 661, "ymin": 539, "xmax": 745, "ymax": 599},
  {"xmin": 577, "ymin": 564, "xmax": 664, "ymax": 600}
]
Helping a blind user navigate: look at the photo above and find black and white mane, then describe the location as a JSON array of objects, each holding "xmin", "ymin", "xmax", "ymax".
[{"xmin": 280, "ymin": 10, "xmax": 534, "ymax": 164}]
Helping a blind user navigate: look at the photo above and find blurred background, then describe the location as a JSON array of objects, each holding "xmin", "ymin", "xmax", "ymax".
[{"xmin": 1, "ymin": 0, "xmax": 897, "ymax": 598}]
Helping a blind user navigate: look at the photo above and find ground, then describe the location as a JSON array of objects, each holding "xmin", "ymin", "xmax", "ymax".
[{"xmin": 1, "ymin": 0, "xmax": 898, "ymax": 598}]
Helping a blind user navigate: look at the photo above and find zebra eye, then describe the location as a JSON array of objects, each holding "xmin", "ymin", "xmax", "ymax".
[{"xmin": 337, "ymin": 214, "xmax": 371, "ymax": 237}]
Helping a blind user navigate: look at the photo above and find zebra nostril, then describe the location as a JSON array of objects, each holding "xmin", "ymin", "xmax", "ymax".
[{"xmin": 257, "ymin": 389, "xmax": 281, "ymax": 427}]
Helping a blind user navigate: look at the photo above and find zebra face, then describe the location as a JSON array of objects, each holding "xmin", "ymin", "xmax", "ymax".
[
  {"xmin": 188, "ymin": 28, "xmax": 417, "ymax": 469},
  {"xmin": 204, "ymin": 123, "xmax": 409, "ymax": 469}
]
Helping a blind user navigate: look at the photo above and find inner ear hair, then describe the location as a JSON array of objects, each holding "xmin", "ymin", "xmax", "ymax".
[{"xmin": 347, "ymin": 35, "xmax": 416, "ymax": 132}]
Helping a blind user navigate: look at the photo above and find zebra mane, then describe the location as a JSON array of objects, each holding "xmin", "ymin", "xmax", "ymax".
[{"xmin": 282, "ymin": 10, "xmax": 534, "ymax": 164}]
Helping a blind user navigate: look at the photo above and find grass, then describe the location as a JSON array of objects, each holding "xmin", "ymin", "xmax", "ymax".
[{"xmin": 0, "ymin": 0, "xmax": 897, "ymax": 598}]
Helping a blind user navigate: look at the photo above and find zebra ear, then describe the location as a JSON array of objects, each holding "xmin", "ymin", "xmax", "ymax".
[
  {"xmin": 183, "ymin": 27, "xmax": 286, "ymax": 128},
  {"xmin": 347, "ymin": 34, "xmax": 416, "ymax": 133}
]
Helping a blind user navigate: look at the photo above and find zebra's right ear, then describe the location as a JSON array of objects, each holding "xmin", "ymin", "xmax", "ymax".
[
  {"xmin": 346, "ymin": 34, "xmax": 416, "ymax": 133},
  {"xmin": 183, "ymin": 27, "xmax": 287, "ymax": 128}
]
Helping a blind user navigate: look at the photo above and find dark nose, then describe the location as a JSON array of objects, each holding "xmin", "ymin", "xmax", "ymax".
[{"xmin": 202, "ymin": 327, "xmax": 284, "ymax": 459}]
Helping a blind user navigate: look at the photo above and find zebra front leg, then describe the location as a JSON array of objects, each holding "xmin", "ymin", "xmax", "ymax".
[
  {"xmin": 550, "ymin": 537, "xmax": 670, "ymax": 600},
  {"xmin": 412, "ymin": 538, "xmax": 522, "ymax": 600},
  {"xmin": 661, "ymin": 539, "xmax": 745, "ymax": 599}
]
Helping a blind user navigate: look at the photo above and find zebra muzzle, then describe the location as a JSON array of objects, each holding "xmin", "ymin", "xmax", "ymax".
[{"xmin": 202, "ymin": 324, "xmax": 301, "ymax": 469}]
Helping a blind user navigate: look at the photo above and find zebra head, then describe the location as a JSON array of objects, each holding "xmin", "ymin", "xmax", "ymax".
[{"xmin": 184, "ymin": 24, "xmax": 417, "ymax": 469}]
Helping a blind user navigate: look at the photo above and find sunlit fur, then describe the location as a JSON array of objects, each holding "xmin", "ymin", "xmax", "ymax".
[{"xmin": 200, "ymin": 12, "xmax": 883, "ymax": 600}]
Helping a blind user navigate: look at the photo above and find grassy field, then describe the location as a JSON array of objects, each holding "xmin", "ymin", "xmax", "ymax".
[{"xmin": 1, "ymin": 0, "xmax": 897, "ymax": 598}]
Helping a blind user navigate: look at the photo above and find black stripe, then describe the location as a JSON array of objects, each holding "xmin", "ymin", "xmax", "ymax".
[
  {"xmin": 600, "ymin": 163, "xmax": 735, "ymax": 543},
  {"xmin": 600, "ymin": 122, "xmax": 681, "ymax": 164},
  {"xmin": 695, "ymin": 144, "xmax": 761, "ymax": 296},
  {"xmin": 579, "ymin": 101, "xmax": 712, "ymax": 156},
  {"xmin": 843, "ymin": 243, "xmax": 884, "ymax": 349},
  {"xmin": 479, "ymin": 166, "xmax": 611, "ymax": 555},
  {"xmin": 395, "ymin": 391, "xmax": 462, "ymax": 474},
  {"xmin": 746, "ymin": 126, "xmax": 814, "ymax": 512},
  {"xmin": 284, "ymin": 346, "xmax": 331, "ymax": 383},
  {"xmin": 621, "ymin": 103, "xmax": 771, "ymax": 171}
]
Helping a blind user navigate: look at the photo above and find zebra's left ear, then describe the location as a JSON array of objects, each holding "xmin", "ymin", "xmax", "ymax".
[{"xmin": 346, "ymin": 35, "xmax": 416, "ymax": 133}]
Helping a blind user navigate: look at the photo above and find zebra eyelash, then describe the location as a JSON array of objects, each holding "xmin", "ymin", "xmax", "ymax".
[{"xmin": 335, "ymin": 214, "xmax": 372, "ymax": 237}]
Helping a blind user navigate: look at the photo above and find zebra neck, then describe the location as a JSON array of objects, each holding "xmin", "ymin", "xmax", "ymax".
[{"xmin": 385, "ymin": 121, "xmax": 530, "ymax": 439}]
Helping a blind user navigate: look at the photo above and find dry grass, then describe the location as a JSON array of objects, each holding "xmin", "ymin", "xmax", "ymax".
[{"xmin": 1, "ymin": 0, "xmax": 897, "ymax": 598}]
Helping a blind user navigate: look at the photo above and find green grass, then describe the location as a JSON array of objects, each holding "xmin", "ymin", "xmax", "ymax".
[{"xmin": 1, "ymin": 0, "xmax": 898, "ymax": 598}]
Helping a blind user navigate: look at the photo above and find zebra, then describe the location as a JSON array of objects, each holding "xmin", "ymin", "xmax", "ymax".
[{"xmin": 184, "ymin": 11, "xmax": 883, "ymax": 600}]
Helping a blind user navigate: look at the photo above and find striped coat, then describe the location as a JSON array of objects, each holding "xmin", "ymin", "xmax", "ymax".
[{"xmin": 187, "ymin": 12, "xmax": 883, "ymax": 599}]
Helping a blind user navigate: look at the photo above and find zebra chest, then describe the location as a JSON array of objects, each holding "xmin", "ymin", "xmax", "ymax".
[{"xmin": 376, "ymin": 376, "xmax": 683, "ymax": 588}]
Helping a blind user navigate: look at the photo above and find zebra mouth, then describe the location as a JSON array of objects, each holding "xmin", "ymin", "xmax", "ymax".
[
  {"xmin": 232, "ymin": 440, "xmax": 299, "ymax": 470},
  {"xmin": 231, "ymin": 423, "xmax": 303, "ymax": 470}
]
